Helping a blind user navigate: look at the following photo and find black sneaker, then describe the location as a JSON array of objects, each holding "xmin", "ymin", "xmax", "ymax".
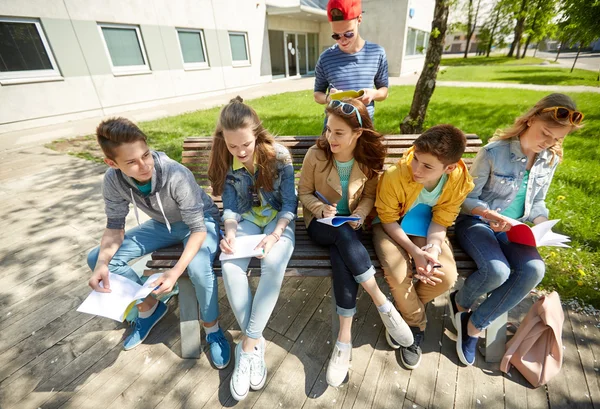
[
  {"xmin": 400, "ymin": 327, "xmax": 424, "ymax": 370},
  {"xmin": 447, "ymin": 291, "xmax": 459, "ymax": 330}
]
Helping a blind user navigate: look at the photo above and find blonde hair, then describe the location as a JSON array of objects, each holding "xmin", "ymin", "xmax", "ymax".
[
  {"xmin": 491, "ymin": 93, "xmax": 581, "ymax": 164},
  {"xmin": 208, "ymin": 96, "xmax": 277, "ymax": 196}
]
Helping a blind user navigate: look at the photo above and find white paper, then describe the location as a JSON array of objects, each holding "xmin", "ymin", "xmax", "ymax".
[
  {"xmin": 219, "ymin": 234, "xmax": 266, "ymax": 261},
  {"xmin": 76, "ymin": 272, "xmax": 163, "ymax": 322}
]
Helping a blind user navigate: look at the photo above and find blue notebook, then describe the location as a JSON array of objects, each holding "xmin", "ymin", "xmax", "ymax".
[
  {"xmin": 317, "ymin": 216, "xmax": 361, "ymax": 227},
  {"xmin": 400, "ymin": 203, "xmax": 433, "ymax": 237}
]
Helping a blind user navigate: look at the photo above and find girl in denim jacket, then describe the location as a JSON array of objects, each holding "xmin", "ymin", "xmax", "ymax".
[
  {"xmin": 449, "ymin": 93, "xmax": 583, "ymax": 366},
  {"xmin": 208, "ymin": 97, "xmax": 297, "ymax": 401}
]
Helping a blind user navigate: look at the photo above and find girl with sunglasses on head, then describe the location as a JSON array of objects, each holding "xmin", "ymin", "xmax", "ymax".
[
  {"xmin": 299, "ymin": 98, "xmax": 413, "ymax": 387},
  {"xmin": 450, "ymin": 93, "xmax": 583, "ymax": 366},
  {"xmin": 208, "ymin": 97, "xmax": 297, "ymax": 401}
]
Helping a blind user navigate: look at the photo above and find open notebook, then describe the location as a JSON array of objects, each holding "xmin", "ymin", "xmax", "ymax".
[
  {"xmin": 505, "ymin": 217, "xmax": 570, "ymax": 247},
  {"xmin": 317, "ymin": 216, "xmax": 361, "ymax": 227},
  {"xmin": 77, "ymin": 272, "xmax": 163, "ymax": 322}
]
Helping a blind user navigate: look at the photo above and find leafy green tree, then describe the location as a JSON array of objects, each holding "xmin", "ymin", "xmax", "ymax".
[
  {"xmin": 520, "ymin": 0, "xmax": 558, "ymax": 58},
  {"xmin": 558, "ymin": 0, "xmax": 600, "ymax": 72}
]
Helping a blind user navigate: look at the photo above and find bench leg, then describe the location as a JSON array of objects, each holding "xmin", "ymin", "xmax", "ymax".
[
  {"xmin": 179, "ymin": 276, "xmax": 202, "ymax": 359},
  {"xmin": 331, "ymin": 278, "xmax": 339, "ymax": 344},
  {"xmin": 484, "ymin": 311, "xmax": 507, "ymax": 363}
]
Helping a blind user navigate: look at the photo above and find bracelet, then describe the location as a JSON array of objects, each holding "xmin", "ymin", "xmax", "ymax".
[
  {"xmin": 271, "ymin": 232, "xmax": 281, "ymax": 241},
  {"xmin": 421, "ymin": 243, "xmax": 442, "ymax": 255}
]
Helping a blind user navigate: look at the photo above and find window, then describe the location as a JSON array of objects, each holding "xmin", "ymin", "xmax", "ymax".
[
  {"xmin": 98, "ymin": 23, "xmax": 149, "ymax": 75},
  {"xmin": 0, "ymin": 17, "xmax": 61, "ymax": 82},
  {"xmin": 229, "ymin": 32, "xmax": 250, "ymax": 66},
  {"xmin": 406, "ymin": 27, "xmax": 430, "ymax": 56},
  {"xmin": 454, "ymin": 35, "xmax": 461, "ymax": 41},
  {"xmin": 177, "ymin": 28, "xmax": 209, "ymax": 69}
]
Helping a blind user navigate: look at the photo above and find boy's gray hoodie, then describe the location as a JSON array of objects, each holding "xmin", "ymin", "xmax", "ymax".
[{"xmin": 102, "ymin": 151, "xmax": 219, "ymax": 233}]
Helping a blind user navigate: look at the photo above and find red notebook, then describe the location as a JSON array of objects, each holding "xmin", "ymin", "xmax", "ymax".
[{"xmin": 504, "ymin": 217, "xmax": 570, "ymax": 248}]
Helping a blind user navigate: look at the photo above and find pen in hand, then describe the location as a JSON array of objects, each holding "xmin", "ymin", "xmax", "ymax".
[{"xmin": 314, "ymin": 190, "xmax": 332, "ymax": 206}]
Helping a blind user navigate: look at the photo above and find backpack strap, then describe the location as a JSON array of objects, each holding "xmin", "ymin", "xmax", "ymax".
[{"xmin": 500, "ymin": 315, "xmax": 541, "ymax": 374}]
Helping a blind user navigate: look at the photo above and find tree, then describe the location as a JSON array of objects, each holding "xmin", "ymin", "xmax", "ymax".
[
  {"xmin": 520, "ymin": 0, "xmax": 557, "ymax": 58},
  {"xmin": 507, "ymin": 0, "xmax": 529, "ymax": 58},
  {"xmin": 463, "ymin": 0, "xmax": 483, "ymax": 58},
  {"xmin": 400, "ymin": 0, "xmax": 451, "ymax": 134},
  {"xmin": 481, "ymin": 0, "xmax": 513, "ymax": 57},
  {"xmin": 558, "ymin": 0, "xmax": 600, "ymax": 72}
]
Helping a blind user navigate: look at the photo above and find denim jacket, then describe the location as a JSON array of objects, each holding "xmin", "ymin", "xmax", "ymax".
[
  {"xmin": 222, "ymin": 143, "xmax": 298, "ymax": 223},
  {"xmin": 461, "ymin": 137, "xmax": 558, "ymax": 223}
]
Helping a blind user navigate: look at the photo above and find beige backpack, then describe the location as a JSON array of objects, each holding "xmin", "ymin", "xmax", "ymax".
[{"xmin": 500, "ymin": 291, "xmax": 564, "ymax": 388}]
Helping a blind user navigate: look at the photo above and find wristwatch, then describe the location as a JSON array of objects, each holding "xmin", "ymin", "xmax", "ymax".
[{"xmin": 421, "ymin": 243, "xmax": 442, "ymax": 255}]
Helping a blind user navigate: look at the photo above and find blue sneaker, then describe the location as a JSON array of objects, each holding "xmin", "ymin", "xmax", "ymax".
[
  {"xmin": 123, "ymin": 301, "xmax": 168, "ymax": 350},
  {"xmin": 206, "ymin": 328, "xmax": 231, "ymax": 369},
  {"xmin": 456, "ymin": 311, "xmax": 478, "ymax": 366}
]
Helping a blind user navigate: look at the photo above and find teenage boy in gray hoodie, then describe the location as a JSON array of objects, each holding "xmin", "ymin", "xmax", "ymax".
[{"xmin": 87, "ymin": 117, "xmax": 230, "ymax": 368}]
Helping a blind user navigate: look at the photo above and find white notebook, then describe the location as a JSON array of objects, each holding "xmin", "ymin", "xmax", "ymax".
[
  {"xmin": 77, "ymin": 272, "xmax": 163, "ymax": 322},
  {"xmin": 219, "ymin": 234, "xmax": 266, "ymax": 261}
]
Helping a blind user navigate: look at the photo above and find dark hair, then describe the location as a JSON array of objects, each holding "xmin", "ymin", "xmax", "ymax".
[
  {"xmin": 96, "ymin": 117, "xmax": 147, "ymax": 160},
  {"xmin": 330, "ymin": 8, "xmax": 344, "ymax": 20},
  {"xmin": 208, "ymin": 96, "xmax": 277, "ymax": 196},
  {"xmin": 317, "ymin": 98, "xmax": 386, "ymax": 178},
  {"xmin": 413, "ymin": 124, "xmax": 467, "ymax": 166}
]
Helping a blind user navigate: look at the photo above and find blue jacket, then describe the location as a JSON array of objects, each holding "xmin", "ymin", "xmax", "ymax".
[
  {"xmin": 461, "ymin": 137, "xmax": 558, "ymax": 223},
  {"xmin": 222, "ymin": 143, "xmax": 298, "ymax": 223}
]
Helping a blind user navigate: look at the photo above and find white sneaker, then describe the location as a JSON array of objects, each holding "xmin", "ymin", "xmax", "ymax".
[
  {"xmin": 250, "ymin": 337, "xmax": 267, "ymax": 391},
  {"xmin": 326, "ymin": 342, "xmax": 352, "ymax": 387},
  {"xmin": 230, "ymin": 342, "xmax": 251, "ymax": 401},
  {"xmin": 378, "ymin": 305, "xmax": 414, "ymax": 347}
]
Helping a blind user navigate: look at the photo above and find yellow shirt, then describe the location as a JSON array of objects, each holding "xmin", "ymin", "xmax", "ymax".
[
  {"xmin": 232, "ymin": 156, "xmax": 277, "ymax": 227},
  {"xmin": 375, "ymin": 146, "xmax": 474, "ymax": 227}
]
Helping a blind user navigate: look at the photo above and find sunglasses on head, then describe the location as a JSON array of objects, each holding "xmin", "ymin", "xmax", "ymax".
[
  {"xmin": 329, "ymin": 100, "xmax": 363, "ymax": 127},
  {"xmin": 541, "ymin": 106, "xmax": 584, "ymax": 125},
  {"xmin": 331, "ymin": 31, "xmax": 355, "ymax": 41}
]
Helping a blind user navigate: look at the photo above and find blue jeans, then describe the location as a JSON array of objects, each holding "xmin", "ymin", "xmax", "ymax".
[
  {"xmin": 221, "ymin": 218, "xmax": 295, "ymax": 339},
  {"xmin": 307, "ymin": 221, "xmax": 375, "ymax": 317},
  {"xmin": 87, "ymin": 218, "xmax": 220, "ymax": 323},
  {"xmin": 454, "ymin": 216, "xmax": 545, "ymax": 330}
]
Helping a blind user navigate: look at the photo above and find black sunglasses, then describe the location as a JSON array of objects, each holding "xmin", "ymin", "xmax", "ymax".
[{"xmin": 331, "ymin": 31, "xmax": 355, "ymax": 41}]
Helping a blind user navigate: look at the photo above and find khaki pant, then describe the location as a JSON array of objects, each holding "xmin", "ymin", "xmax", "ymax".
[{"xmin": 372, "ymin": 224, "xmax": 458, "ymax": 330}]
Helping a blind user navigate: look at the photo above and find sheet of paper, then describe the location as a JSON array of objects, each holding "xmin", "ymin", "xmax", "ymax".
[
  {"xmin": 76, "ymin": 273, "xmax": 143, "ymax": 322},
  {"xmin": 219, "ymin": 234, "xmax": 267, "ymax": 261}
]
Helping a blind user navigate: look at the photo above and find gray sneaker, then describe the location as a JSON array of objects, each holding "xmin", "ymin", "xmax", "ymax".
[
  {"xmin": 249, "ymin": 337, "xmax": 267, "ymax": 391},
  {"xmin": 326, "ymin": 343, "xmax": 352, "ymax": 387},
  {"xmin": 378, "ymin": 305, "xmax": 413, "ymax": 347}
]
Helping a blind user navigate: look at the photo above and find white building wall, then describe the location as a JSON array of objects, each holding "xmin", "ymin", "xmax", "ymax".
[
  {"xmin": 0, "ymin": 0, "xmax": 269, "ymax": 133},
  {"xmin": 401, "ymin": 0, "xmax": 435, "ymax": 75}
]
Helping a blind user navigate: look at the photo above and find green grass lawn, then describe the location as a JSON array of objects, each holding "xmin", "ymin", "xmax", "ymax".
[
  {"xmin": 441, "ymin": 55, "xmax": 546, "ymax": 66},
  {"xmin": 439, "ymin": 65, "xmax": 600, "ymax": 87}
]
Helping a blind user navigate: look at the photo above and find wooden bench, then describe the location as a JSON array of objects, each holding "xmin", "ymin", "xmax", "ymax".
[{"xmin": 146, "ymin": 134, "xmax": 508, "ymax": 363}]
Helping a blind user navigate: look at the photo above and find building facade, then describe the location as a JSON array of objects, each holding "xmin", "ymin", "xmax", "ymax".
[{"xmin": 0, "ymin": 0, "xmax": 434, "ymax": 133}]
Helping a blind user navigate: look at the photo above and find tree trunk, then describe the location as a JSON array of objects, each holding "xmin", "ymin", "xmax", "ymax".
[
  {"xmin": 533, "ymin": 42, "xmax": 539, "ymax": 57},
  {"xmin": 464, "ymin": 0, "xmax": 482, "ymax": 58},
  {"xmin": 464, "ymin": 0, "xmax": 474, "ymax": 58},
  {"xmin": 508, "ymin": 0, "xmax": 528, "ymax": 58},
  {"xmin": 554, "ymin": 40, "xmax": 563, "ymax": 61},
  {"xmin": 521, "ymin": 0, "xmax": 543, "ymax": 59},
  {"xmin": 521, "ymin": 36, "xmax": 532, "ymax": 58},
  {"xmin": 487, "ymin": 7, "xmax": 501, "ymax": 57},
  {"xmin": 400, "ymin": 0, "xmax": 450, "ymax": 134},
  {"xmin": 571, "ymin": 45, "xmax": 581, "ymax": 73}
]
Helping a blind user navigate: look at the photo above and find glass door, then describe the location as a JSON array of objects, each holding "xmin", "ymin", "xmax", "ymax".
[
  {"xmin": 298, "ymin": 34, "xmax": 307, "ymax": 75},
  {"xmin": 285, "ymin": 33, "xmax": 297, "ymax": 77}
]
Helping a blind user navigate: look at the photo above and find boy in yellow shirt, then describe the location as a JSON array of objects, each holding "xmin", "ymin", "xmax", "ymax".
[{"xmin": 373, "ymin": 124, "xmax": 474, "ymax": 369}]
